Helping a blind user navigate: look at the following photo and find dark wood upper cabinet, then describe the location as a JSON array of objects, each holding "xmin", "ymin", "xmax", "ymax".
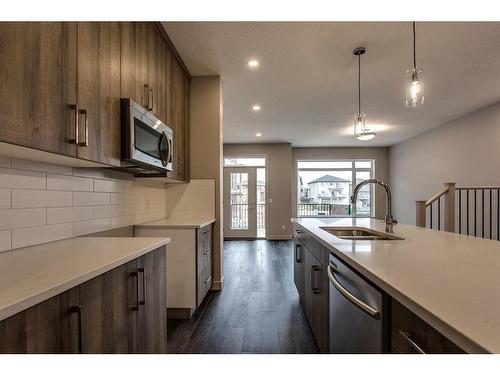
[
  {"xmin": 0, "ymin": 22, "xmax": 77, "ymax": 157},
  {"xmin": 76, "ymin": 22, "xmax": 121, "ymax": 166},
  {"xmin": 0, "ymin": 22, "xmax": 189, "ymax": 178}
]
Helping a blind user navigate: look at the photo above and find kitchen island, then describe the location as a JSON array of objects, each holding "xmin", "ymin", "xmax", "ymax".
[{"xmin": 292, "ymin": 217, "xmax": 500, "ymax": 354}]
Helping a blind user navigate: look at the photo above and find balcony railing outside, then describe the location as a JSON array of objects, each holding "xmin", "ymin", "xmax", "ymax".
[
  {"xmin": 230, "ymin": 203, "xmax": 266, "ymax": 231},
  {"xmin": 297, "ymin": 203, "xmax": 352, "ymax": 216}
]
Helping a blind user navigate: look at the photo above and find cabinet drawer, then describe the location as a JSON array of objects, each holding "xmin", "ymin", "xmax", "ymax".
[
  {"xmin": 293, "ymin": 224, "xmax": 307, "ymax": 246},
  {"xmin": 196, "ymin": 224, "xmax": 213, "ymax": 306},
  {"xmin": 305, "ymin": 234, "xmax": 329, "ymax": 266},
  {"xmin": 391, "ymin": 299, "xmax": 464, "ymax": 354}
]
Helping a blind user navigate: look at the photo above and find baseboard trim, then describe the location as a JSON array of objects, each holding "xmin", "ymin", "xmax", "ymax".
[
  {"xmin": 211, "ymin": 276, "xmax": 224, "ymax": 291},
  {"xmin": 266, "ymin": 235, "xmax": 293, "ymax": 240}
]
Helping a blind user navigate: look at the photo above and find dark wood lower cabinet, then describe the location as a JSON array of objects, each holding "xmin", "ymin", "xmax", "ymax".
[
  {"xmin": 0, "ymin": 287, "xmax": 80, "ymax": 353},
  {"xmin": 137, "ymin": 248, "xmax": 167, "ymax": 353},
  {"xmin": 293, "ymin": 240, "xmax": 305, "ymax": 308},
  {"xmin": 391, "ymin": 299, "xmax": 464, "ymax": 354},
  {"xmin": 0, "ymin": 246, "xmax": 167, "ymax": 354},
  {"xmin": 196, "ymin": 224, "xmax": 213, "ymax": 307}
]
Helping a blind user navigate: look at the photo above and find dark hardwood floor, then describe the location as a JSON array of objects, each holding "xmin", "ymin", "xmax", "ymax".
[{"xmin": 167, "ymin": 240, "xmax": 318, "ymax": 354}]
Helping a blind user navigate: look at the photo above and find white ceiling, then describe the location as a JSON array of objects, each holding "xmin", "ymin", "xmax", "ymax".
[{"xmin": 163, "ymin": 22, "xmax": 500, "ymax": 147}]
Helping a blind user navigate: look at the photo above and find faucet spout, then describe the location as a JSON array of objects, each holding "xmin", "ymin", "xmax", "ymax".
[{"xmin": 351, "ymin": 178, "xmax": 397, "ymax": 233}]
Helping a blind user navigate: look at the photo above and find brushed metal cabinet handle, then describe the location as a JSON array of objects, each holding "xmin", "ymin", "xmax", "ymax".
[
  {"xmin": 398, "ymin": 330, "xmax": 426, "ymax": 354},
  {"xmin": 138, "ymin": 267, "xmax": 146, "ymax": 306},
  {"xmin": 78, "ymin": 109, "xmax": 88, "ymax": 147},
  {"xmin": 295, "ymin": 244, "xmax": 303, "ymax": 263},
  {"xmin": 311, "ymin": 265, "xmax": 320, "ymax": 294},
  {"xmin": 204, "ymin": 275, "xmax": 212, "ymax": 284},
  {"xmin": 70, "ymin": 305, "xmax": 83, "ymax": 353},
  {"xmin": 144, "ymin": 84, "xmax": 150, "ymax": 109},
  {"xmin": 149, "ymin": 87, "xmax": 154, "ymax": 111},
  {"xmin": 327, "ymin": 264, "xmax": 380, "ymax": 319},
  {"xmin": 69, "ymin": 104, "xmax": 79, "ymax": 144},
  {"xmin": 131, "ymin": 271, "xmax": 140, "ymax": 311}
]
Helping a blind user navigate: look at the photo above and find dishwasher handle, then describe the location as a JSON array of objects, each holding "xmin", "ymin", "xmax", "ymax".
[{"xmin": 327, "ymin": 264, "xmax": 380, "ymax": 320}]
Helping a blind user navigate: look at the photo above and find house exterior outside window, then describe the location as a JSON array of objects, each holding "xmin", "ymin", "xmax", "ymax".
[{"xmin": 297, "ymin": 160, "xmax": 375, "ymax": 217}]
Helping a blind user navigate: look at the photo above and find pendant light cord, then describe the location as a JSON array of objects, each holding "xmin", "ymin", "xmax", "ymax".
[
  {"xmin": 413, "ymin": 21, "xmax": 417, "ymax": 71},
  {"xmin": 358, "ymin": 53, "xmax": 361, "ymax": 114}
]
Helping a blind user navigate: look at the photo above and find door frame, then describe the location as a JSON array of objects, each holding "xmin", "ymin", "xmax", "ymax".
[{"xmin": 223, "ymin": 166, "xmax": 267, "ymax": 239}]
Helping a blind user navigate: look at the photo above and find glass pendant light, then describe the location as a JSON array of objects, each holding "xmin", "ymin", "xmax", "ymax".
[
  {"xmin": 406, "ymin": 21, "xmax": 424, "ymax": 107},
  {"xmin": 353, "ymin": 47, "xmax": 375, "ymax": 141}
]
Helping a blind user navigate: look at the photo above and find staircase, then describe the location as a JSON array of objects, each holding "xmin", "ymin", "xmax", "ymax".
[{"xmin": 416, "ymin": 182, "xmax": 500, "ymax": 240}]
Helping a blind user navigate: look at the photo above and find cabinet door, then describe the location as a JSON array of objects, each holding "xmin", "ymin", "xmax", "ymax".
[
  {"xmin": 304, "ymin": 248, "xmax": 314, "ymax": 324},
  {"xmin": 293, "ymin": 240, "xmax": 306, "ymax": 308},
  {"xmin": 76, "ymin": 22, "xmax": 121, "ymax": 166},
  {"xmin": 310, "ymin": 255, "xmax": 330, "ymax": 353},
  {"xmin": 0, "ymin": 22, "xmax": 77, "ymax": 157},
  {"xmin": 137, "ymin": 246, "xmax": 167, "ymax": 353},
  {"xmin": 120, "ymin": 22, "xmax": 159, "ymax": 112},
  {"xmin": 171, "ymin": 60, "xmax": 187, "ymax": 181},
  {"xmin": 79, "ymin": 262, "xmax": 133, "ymax": 353},
  {"xmin": 197, "ymin": 225, "xmax": 213, "ymax": 306},
  {"xmin": 155, "ymin": 30, "xmax": 169, "ymax": 124},
  {"xmin": 0, "ymin": 287, "xmax": 80, "ymax": 353}
]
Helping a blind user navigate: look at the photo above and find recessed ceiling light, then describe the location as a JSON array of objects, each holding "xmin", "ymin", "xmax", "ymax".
[
  {"xmin": 247, "ymin": 59, "xmax": 259, "ymax": 68},
  {"xmin": 256, "ymin": 133, "xmax": 262, "ymax": 137},
  {"xmin": 252, "ymin": 105, "xmax": 261, "ymax": 111}
]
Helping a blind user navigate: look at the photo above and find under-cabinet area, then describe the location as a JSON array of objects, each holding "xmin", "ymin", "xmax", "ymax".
[{"xmin": 292, "ymin": 221, "xmax": 470, "ymax": 354}]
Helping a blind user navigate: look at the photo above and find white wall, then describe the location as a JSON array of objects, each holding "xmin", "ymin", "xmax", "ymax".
[
  {"xmin": 0, "ymin": 156, "xmax": 167, "ymax": 251},
  {"xmin": 189, "ymin": 76, "xmax": 224, "ymax": 289},
  {"xmin": 390, "ymin": 102, "xmax": 500, "ymax": 225}
]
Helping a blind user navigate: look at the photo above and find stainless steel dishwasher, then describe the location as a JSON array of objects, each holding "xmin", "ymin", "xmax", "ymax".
[{"xmin": 328, "ymin": 253, "xmax": 384, "ymax": 353}]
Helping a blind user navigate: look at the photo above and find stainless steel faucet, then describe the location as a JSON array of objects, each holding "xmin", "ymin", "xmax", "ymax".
[{"xmin": 351, "ymin": 178, "xmax": 397, "ymax": 233}]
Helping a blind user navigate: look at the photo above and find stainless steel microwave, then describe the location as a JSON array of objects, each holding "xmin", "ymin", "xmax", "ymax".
[{"xmin": 120, "ymin": 98, "xmax": 173, "ymax": 175}]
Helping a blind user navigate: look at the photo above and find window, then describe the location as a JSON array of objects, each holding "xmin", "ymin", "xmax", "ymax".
[
  {"xmin": 224, "ymin": 157, "xmax": 266, "ymax": 167},
  {"xmin": 297, "ymin": 159, "xmax": 375, "ymax": 217}
]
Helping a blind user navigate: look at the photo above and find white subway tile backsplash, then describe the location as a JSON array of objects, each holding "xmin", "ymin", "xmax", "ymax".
[
  {"xmin": 12, "ymin": 223, "xmax": 73, "ymax": 249},
  {"xmin": 0, "ymin": 208, "xmax": 46, "ymax": 230},
  {"xmin": 0, "ymin": 189, "xmax": 10, "ymax": 209},
  {"xmin": 47, "ymin": 207, "xmax": 94, "ymax": 224},
  {"xmin": 0, "ymin": 160, "xmax": 168, "ymax": 249},
  {"xmin": 0, "ymin": 230, "xmax": 11, "ymax": 252},
  {"xmin": 72, "ymin": 218, "xmax": 111, "ymax": 237},
  {"xmin": 73, "ymin": 192, "xmax": 110, "ymax": 206},
  {"xmin": 47, "ymin": 174, "xmax": 93, "ymax": 192},
  {"xmin": 0, "ymin": 168, "xmax": 46, "ymax": 190},
  {"xmin": 13, "ymin": 190, "xmax": 72, "ymax": 208},
  {"xmin": 11, "ymin": 158, "xmax": 73, "ymax": 175},
  {"xmin": 94, "ymin": 179, "xmax": 124, "ymax": 193}
]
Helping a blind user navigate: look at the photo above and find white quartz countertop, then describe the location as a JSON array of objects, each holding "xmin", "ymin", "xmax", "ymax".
[
  {"xmin": 292, "ymin": 217, "xmax": 500, "ymax": 354},
  {"xmin": 135, "ymin": 217, "xmax": 215, "ymax": 229},
  {"xmin": 0, "ymin": 236, "xmax": 170, "ymax": 321}
]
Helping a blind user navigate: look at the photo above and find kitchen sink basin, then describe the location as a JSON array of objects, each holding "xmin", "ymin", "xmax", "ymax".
[{"xmin": 320, "ymin": 226, "xmax": 404, "ymax": 241}]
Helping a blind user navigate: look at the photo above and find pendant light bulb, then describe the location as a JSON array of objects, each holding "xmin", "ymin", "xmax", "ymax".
[
  {"xmin": 406, "ymin": 22, "xmax": 424, "ymax": 108},
  {"xmin": 353, "ymin": 47, "xmax": 375, "ymax": 141}
]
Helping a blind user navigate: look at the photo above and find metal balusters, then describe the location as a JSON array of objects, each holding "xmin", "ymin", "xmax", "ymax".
[
  {"xmin": 437, "ymin": 197, "xmax": 441, "ymax": 230},
  {"xmin": 429, "ymin": 204, "xmax": 433, "ymax": 229},
  {"xmin": 458, "ymin": 189, "xmax": 462, "ymax": 234}
]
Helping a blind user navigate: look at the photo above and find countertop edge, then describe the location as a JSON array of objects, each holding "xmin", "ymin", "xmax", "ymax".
[
  {"xmin": 291, "ymin": 219, "xmax": 489, "ymax": 354},
  {"xmin": 0, "ymin": 237, "xmax": 170, "ymax": 322},
  {"xmin": 135, "ymin": 218, "xmax": 216, "ymax": 229}
]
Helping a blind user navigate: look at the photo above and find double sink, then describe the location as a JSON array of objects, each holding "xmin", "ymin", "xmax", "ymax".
[{"xmin": 320, "ymin": 226, "xmax": 404, "ymax": 241}]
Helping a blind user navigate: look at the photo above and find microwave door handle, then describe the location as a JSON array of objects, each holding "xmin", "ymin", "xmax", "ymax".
[
  {"xmin": 168, "ymin": 136, "xmax": 173, "ymax": 165},
  {"xmin": 158, "ymin": 132, "xmax": 168, "ymax": 167}
]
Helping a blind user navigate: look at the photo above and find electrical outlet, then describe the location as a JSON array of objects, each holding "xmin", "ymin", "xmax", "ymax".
[{"xmin": 282, "ymin": 225, "xmax": 286, "ymax": 230}]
